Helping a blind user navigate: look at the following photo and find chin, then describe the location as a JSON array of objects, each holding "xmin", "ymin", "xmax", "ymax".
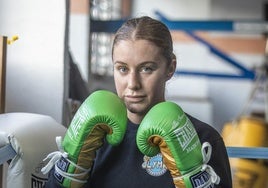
[{"xmin": 126, "ymin": 103, "xmax": 149, "ymax": 115}]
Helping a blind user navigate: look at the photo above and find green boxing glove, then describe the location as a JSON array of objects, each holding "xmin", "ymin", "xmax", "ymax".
[
  {"xmin": 136, "ymin": 101, "xmax": 220, "ymax": 188},
  {"xmin": 42, "ymin": 90, "xmax": 127, "ymax": 188}
]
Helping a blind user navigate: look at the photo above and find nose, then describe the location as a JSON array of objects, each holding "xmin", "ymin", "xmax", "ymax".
[{"xmin": 128, "ymin": 71, "xmax": 141, "ymax": 90}]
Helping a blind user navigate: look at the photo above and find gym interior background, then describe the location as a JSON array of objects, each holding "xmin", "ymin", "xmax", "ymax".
[
  {"xmin": 0, "ymin": 0, "xmax": 268, "ymax": 187},
  {"xmin": 0, "ymin": 0, "xmax": 267, "ymax": 131}
]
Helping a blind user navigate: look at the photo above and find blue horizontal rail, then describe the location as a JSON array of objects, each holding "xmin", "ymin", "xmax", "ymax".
[
  {"xmin": 89, "ymin": 19, "xmax": 236, "ymax": 32},
  {"xmin": 175, "ymin": 70, "xmax": 254, "ymax": 80},
  {"xmin": 227, "ymin": 147, "xmax": 268, "ymax": 159}
]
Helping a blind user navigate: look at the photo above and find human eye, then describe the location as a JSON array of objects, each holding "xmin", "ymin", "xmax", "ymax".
[
  {"xmin": 117, "ymin": 66, "xmax": 128, "ymax": 74},
  {"xmin": 140, "ymin": 65, "xmax": 154, "ymax": 74}
]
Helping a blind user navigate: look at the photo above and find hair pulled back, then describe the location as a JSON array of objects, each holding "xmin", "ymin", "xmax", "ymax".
[{"xmin": 112, "ymin": 16, "xmax": 174, "ymax": 64}]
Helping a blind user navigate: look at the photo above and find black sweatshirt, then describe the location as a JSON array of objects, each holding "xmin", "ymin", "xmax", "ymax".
[{"xmin": 45, "ymin": 114, "xmax": 232, "ymax": 188}]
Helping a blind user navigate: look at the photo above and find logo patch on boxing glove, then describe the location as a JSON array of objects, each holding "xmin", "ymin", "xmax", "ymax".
[
  {"xmin": 190, "ymin": 170, "xmax": 214, "ymax": 188},
  {"xmin": 54, "ymin": 157, "xmax": 70, "ymax": 183},
  {"xmin": 142, "ymin": 153, "xmax": 167, "ymax": 177}
]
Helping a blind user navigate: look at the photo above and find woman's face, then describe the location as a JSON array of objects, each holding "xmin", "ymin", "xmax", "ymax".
[{"xmin": 113, "ymin": 39, "xmax": 175, "ymax": 123}]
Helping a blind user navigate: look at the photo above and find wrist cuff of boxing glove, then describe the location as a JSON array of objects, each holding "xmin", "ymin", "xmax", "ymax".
[
  {"xmin": 54, "ymin": 156, "xmax": 91, "ymax": 186},
  {"xmin": 173, "ymin": 165, "xmax": 219, "ymax": 188}
]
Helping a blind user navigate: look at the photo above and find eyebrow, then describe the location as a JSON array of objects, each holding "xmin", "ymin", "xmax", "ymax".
[
  {"xmin": 114, "ymin": 61, "xmax": 158, "ymax": 66},
  {"xmin": 114, "ymin": 61, "xmax": 126, "ymax": 65}
]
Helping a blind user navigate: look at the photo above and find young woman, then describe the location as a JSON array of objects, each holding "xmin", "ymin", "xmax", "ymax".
[{"xmin": 45, "ymin": 16, "xmax": 232, "ymax": 188}]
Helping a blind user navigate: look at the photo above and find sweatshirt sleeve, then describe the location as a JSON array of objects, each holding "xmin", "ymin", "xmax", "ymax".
[{"xmin": 208, "ymin": 137, "xmax": 233, "ymax": 188}]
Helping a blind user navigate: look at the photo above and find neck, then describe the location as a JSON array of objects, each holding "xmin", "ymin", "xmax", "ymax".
[{"xmin": 127, "ymin": 111, "xmax": 144, "ymax": 124}]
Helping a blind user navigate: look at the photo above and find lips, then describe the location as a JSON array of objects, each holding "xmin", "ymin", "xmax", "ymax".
[{"xmin": 125, "ymin": 95, "xmax": 145, "ymax": 103}]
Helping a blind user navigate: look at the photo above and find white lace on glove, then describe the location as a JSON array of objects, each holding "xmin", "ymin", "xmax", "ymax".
[
  {"xmin": 41, "ymin": 136, "xmax": 91, "ymax": 183},
  {"xmin": 201, "ymin": 142, "xmax": 221, "ymax": 186}
]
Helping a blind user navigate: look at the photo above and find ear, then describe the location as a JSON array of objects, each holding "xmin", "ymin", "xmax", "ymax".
[{"xmin": 166, "ymin": 57, "xmax": 177, "ymax": 81}]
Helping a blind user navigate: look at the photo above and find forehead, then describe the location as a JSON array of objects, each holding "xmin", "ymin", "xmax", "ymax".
[{"xmin": 113, "ymin": 40, "xmax": 163, "ymax": 63}]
